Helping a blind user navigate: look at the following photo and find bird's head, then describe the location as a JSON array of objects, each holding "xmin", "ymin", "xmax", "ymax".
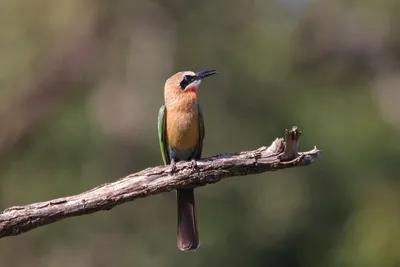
[{"xmin": 164, "ymin": 69, "xmax": 217, "ymax": 104}]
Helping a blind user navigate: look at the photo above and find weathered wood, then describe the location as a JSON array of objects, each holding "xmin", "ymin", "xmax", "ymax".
[{"xmin": 0, "ymin": 126, "xmax": 320, "ymax": 238}]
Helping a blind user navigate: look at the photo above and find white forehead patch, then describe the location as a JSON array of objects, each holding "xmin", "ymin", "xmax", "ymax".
[{"xmin": 183, "ymin": 71, "xmax": 196, "ymax": 76}]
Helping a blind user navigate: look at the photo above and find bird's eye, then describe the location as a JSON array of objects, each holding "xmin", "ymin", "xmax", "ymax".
[{"xmin": 180, "ymin": 75, "xmax": 194, "ymax": 89}]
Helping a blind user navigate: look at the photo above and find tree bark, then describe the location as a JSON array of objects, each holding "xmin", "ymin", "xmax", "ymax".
[{"xmin": 0, "ymin": 126, "xmax": 320, "ymax": 238}]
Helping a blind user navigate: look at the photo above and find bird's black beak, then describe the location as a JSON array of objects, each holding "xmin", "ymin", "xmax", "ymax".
[{"xmin": 195, "ymin": 69, "xmax": 217, "ymax": 80}]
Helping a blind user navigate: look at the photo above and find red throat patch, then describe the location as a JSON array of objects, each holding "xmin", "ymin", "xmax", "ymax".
[{"xmin": 185, "ymin": 85, "xmax": 198, "ymax": 94}]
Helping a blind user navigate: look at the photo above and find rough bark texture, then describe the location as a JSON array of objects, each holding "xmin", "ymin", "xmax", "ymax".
[{"xmin": 0, "ymin": 127, "xmax": 320, "ymax": 238}]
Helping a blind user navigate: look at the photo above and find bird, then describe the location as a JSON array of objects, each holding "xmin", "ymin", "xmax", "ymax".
[{"xmin": 158, "ymin": 69, "xmax": 217, "ymax": 251}]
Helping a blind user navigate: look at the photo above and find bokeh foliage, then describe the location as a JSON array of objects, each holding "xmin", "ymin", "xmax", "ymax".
[{"xmin": 1, "ymin": 0, "xmax": 400, "ymax": 266}]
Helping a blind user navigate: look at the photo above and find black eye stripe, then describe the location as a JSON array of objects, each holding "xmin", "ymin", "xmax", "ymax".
[{"xmin": 179, "ymin": 75, "xmax": 195, "ymax": 89}]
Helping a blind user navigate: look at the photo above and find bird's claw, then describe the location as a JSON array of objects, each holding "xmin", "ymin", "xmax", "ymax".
[
  {"xmin": 190, "ymin": 159, "xmax": 198, "ymax": 171},
  {"xmin": 169, "ymin": 159, "xmax": 177, "ymax": 174}
]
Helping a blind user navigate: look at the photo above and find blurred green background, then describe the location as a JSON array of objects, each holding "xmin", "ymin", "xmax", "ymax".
[{"xmin": 1, "ymin": 0, "xmax": 400, "ymax": 266}]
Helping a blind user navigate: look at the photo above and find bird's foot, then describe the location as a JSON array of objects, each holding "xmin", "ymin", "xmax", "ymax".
[
  {"xmin": 169, "ymin": 159, "xmax": 177, "ymax": 174},
  {"xmin": 190, "ymin": 159, "xmax": 198, "ymax": 172}
]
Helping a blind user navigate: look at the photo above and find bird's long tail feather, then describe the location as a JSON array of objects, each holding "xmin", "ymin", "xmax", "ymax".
[{"xmin": 177, "ymin": 188, "xmax": 199, "ymax": 251}]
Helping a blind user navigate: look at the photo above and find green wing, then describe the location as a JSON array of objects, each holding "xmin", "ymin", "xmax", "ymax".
[
  {"xmin": 158, "ymin": 105, "xmax": 170, "ymax": 165},
  {"xmin": 197, "ymin": 104, "xmax": 205, "ymax": 159}
]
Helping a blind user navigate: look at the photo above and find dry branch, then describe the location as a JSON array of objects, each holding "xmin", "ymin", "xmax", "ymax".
[{"xmin": 0, "ymin": 126, "xmax": 320, "ymax": 238}]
